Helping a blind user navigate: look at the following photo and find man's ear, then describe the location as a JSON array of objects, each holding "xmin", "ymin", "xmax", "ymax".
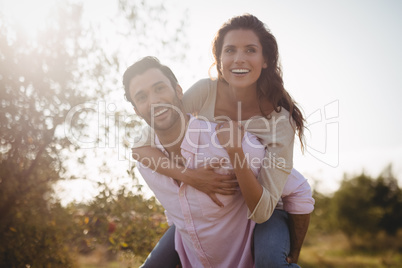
[{"xmin": 175, "ymin": 84, "xmax": 184, "ymax": 100}]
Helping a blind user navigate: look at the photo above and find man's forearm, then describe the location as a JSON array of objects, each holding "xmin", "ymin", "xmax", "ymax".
[
  {"xmin": 288, "ymin": 213, "xmax": 310, "ymax": 263},
  {"xmin": 132, "ymin": 146, "xmax": 189, "ymax": 181}
]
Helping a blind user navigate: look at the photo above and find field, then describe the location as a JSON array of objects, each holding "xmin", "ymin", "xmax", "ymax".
[
  {"xmin": 77, "ymin": 232, "xmax": 402, "ymax": 268},
  {"xmin": 298, "ymin": 233, "xmax": 402, "ymax": 268}
]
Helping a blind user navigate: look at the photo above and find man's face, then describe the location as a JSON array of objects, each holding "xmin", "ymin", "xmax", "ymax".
[{"xmin": 129, "ymin": 68, "xmax": 184, "ymax": 131}]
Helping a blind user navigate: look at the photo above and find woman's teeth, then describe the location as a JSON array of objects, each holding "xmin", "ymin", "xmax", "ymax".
[{"xmin": 232, "ymin": 69, "xmax": 250, "ymax": 74}]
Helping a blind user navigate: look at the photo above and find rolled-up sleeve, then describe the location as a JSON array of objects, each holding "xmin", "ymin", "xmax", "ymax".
[
  {"xmin": 245, "ymin": 110, "xmax": 295, "ymax": 223},
  {"xmin": 281, "ymin": 169, "xmax": 315, "ymax": 214}
]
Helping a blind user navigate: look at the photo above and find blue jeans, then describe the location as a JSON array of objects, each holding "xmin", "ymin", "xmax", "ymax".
[
  {"xmin": 140, "ymin": 224, "xmax": 180, "ymax": 268},
  {"xmin": 254, "ymin": 209, "xmax": 300, "ymax": 267},
  {"xmin": 141, "ymin": 209, "xmax": 299, "ymax": 267}
]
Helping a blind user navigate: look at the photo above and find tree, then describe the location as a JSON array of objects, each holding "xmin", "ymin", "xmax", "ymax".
[
  {"xmin": 0, "ymin": 2, "xmax": 111, "ymax": 266},
  {"xmin": 331, "ymin": 165, "xmax": 402, "ymax": 249},
  {"xmin": 309, "ymin": 189, "xmax": 335, "ymax": 234},
  {"xmin": 0, "ymin": 0, "xmax": 188, "ymax": 266},
  {"xmin": 372, "ymin": 165, "xmax": 402, "ymax": 235}
]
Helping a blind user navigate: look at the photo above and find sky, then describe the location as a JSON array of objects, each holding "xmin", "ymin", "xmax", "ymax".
[
  {"xmin": 158, "ymin": 0, "xmax": 402, "ymax": 193},
  {"xmin": 2, "ymin": 0, "xmax": 402, "ymax": 200}
]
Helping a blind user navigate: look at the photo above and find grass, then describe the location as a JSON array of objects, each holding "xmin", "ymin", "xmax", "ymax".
[
  {"xmin": 76, "ymin": 246, "xmax": 143, "ymax": 268},
  {"xmin": 298, "ymin": 232, "xmax": 402, "ymax": 268},
  {"xmin": 77, "ymin": 232, "xmax": 402, "ymax": 268}
]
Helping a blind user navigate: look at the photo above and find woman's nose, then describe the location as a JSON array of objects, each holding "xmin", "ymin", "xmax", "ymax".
[{"xmin": 234, "ymin": 52, "xmax": 245, "ymax": 63}]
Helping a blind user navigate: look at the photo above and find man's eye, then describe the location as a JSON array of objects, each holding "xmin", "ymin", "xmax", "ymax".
[{"xmin": 136, "ymin": 95, "xmax": 146, "ymax": 102}]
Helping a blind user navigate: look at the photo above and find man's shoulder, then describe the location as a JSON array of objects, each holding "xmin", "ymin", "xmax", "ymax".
[{"xmin": 188, "ymin": 115, "xmax": 217, "ymax": 133}]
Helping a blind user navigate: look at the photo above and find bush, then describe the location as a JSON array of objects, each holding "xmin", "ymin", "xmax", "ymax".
[{"xmin": 331, "ymin": 165, "xmax": 402, "ymax": 248}]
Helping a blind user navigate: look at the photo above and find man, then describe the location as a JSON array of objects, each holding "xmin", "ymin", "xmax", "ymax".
[{"xmin": 123, "ymin": 56, "xmax": 313, "ymax": 267}]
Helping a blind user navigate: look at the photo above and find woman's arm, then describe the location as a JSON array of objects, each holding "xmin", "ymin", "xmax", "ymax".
[
  {"xmin": 215, "ymin": 121, "xmax": 263, "ymax": 213},
  {"xmin": 132, "ymin": 146, "xmax": 238, "ymax": 207}
]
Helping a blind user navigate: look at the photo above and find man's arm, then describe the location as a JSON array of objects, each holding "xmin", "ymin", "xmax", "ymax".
[
  {"xmin": 287, "ymin": 213, "xmax": 310, "ymax": 264},
  {"xmin": 281, "ymin": 169, "xmax": 314, "ymax": 264},
  {"xmin": 132, "ymin": 146, "xmax": 238, "ymax": 206}
]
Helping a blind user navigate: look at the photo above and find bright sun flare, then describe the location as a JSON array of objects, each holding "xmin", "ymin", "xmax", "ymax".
[{"xmin": 1, "ymin": 0, "xmax": 56, "ymax": 36}]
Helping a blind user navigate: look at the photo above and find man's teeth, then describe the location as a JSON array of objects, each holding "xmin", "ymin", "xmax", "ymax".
[
  {"xmin": 154, "ymin": 108, "xmax": 168, "ymax": 117},
  {"xmin": 232, "ymin": 69, "xmax": 250, "ymax": 74}
]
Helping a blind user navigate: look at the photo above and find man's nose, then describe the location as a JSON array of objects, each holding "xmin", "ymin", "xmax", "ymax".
[{"xmin": 148, "ymin": 92, "xmax": 161, "ymax": 105}]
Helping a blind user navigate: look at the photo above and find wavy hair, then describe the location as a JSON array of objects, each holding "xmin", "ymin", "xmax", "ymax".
[
  {"xmin": 123, "ymin": 56, "xmax": 178, "ymax": 107},
  {"xmin": 212, "ymin": 14, "xmax": 305, "ymax": 150}
]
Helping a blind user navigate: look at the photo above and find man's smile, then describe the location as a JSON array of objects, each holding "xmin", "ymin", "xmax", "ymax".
[{"xmin": 153, "ymin": 108, "xmax": 169, "ymax": 117}]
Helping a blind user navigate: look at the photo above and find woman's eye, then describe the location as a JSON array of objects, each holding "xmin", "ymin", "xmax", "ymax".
[
  {"xmin": 247, "ymin": 48, "xmax": 256, "ymax": 53},
  {"xmin": 224, "ymin": 48, "xmax": 233, "ymax": 53}
]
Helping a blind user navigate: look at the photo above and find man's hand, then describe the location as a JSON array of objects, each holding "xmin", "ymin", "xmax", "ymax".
[
  {"xmin": 131, "ymin": 145, "xmax": 238, "ymax": 207},
  {"xmin": 185, "ymin": 165, "xmax": 238, "ymax": 207},
  {"xmin": 286, "ymin": 254, "xmax": 298, "ymax": 264}
]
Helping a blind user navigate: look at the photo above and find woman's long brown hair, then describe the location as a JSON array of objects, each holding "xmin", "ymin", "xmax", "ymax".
[{"xmin": 212, "ymin": 14, "xmax": 306, "ymax": 151}]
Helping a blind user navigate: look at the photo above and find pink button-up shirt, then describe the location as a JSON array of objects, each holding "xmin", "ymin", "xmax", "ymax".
[
  {"xmin": 137, "ymin": 115, "xmax": 314, "ymax": 267},
  {"xmin": 138, "ymin": 116, "xmax": 264, "ymax": 268}
]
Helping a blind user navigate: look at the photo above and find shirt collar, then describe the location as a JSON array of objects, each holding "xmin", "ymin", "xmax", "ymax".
[
  {"xmin": 180, "ymin": 114, "xmax": 201, "ymax": 155},
  {"xmin": 153, "ymin": 114, "xmax": 201, "ymax": 156}
]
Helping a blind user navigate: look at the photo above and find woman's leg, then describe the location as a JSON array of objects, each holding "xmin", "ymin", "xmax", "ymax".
[
  {"xmin": 140, "ymin": 224, "xmax": 180, "ymax": 268},
  {"xmin": 253, "ymin": 209, "xmax": 301, "ymax": 268}
]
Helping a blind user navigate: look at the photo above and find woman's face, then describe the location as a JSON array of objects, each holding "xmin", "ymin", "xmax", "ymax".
[{"xmin": 220, "ymin": 29, "xmax": 267, "ymax": 91}]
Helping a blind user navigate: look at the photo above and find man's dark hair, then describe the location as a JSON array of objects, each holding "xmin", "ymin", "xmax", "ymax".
[{"xmin": 123, "ymin": 56, "xmax": 178, "ymax": 106}]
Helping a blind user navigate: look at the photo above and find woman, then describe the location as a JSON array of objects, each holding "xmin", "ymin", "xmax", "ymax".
[{"xmin": 134, "ymin": 14, "xmax": 312, "ymax": 267}]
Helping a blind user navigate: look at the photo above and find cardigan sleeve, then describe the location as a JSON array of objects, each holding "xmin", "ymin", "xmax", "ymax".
[
  {"xmin": 183, "ymin": 78, "xmax": 213, "ymax": 116},
  {"xmin": 245, "ymin": 109, "xmax": 295, "ymax": 223}
]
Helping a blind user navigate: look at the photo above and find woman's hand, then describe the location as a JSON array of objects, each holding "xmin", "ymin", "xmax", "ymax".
[
  {"xmin": 184, "ymin": 164, "xmax": 238, "ymax": 207},
  {"xmin": 215, "ymin": 120, "xmax": 263, "ymax": 214},
  {"xmin": 132, "ymin": 145, "xmax": 238, "ymax": 207},
  {"xmin": 215, "ymin": 121, "xmax": 244, "ymax": 153}
]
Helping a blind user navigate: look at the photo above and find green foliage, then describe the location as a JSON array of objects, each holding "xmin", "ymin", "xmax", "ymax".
[
  {"xmin": 1, "ymin": 202, "xmax": 78, "ymax": 267},
  {"xmin": 372, "ymin": 168, "xmax": 402, "ymax": 235},
  {"xmin": 0, "ymin": 0, "xmax": 187, "ymax": 266},
  {"xmin": 311, "ymin": 165, "xmax": 402, "ymax": 250},
  {"xmin": 309, "ymin": 190, "xmax": 335, "ymax": 234},
  {"xmin": 0, "ymin": 1, "xmax": 105, "ymax": 266},
  {"xmin": 333, "ymin": 173, "xmax": 381, "ymax": 236},
  {"xmin": 76, "ymin": 178, "xmax": 168, "ymax": 262},
  {"xmin": 333, "ymin": 165, "xmax": 402, "ymax": 237}
]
